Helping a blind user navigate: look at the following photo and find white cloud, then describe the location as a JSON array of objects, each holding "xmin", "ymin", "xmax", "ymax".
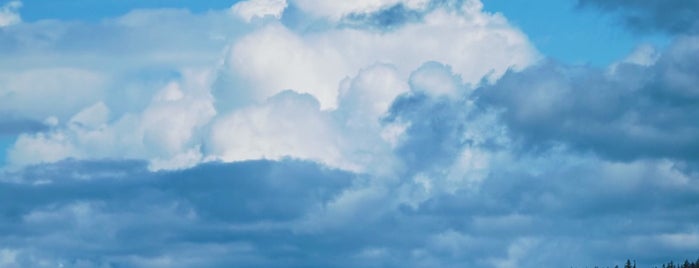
[
  {"xmin": 207, "ymin": 91, "xmax": 354, "ymax": 170},
  {"xmin": 8, "ymin": 132, "xmax": 77, "ymax": 167},
  {"xmin": 231, "ymin": 0, "xmax": 287, "ymax": 22},
  {"xmin": 7, "ymin": 70, "xmax": 216, "ymax": 171},
  {"xmin": 3, "ymin": 0, "xmax": 536, "ymax": 175},
  {"xmin": 208, "ymin": 63, "xmax": 412, "ymax": 174},
  {"xmin": 224, "ymin": 2, "xmax": 537, "ymax": 109},
  {"xmin": 0, "ymin": 1, "xmax": 21, "ymax": 27},
  {"xmin": 409, "ymin": 61, "xmax": 463, "ymax": 98},
  {"xmin": 337, "ymin": 63, "xmax": 409, "ymax": 124}
]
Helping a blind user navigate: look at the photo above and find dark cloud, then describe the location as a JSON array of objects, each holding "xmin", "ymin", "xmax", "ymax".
[
  {"xmin": 384, "ymin": 92, "xmax": 469, "ymax": 175},
  {"xmin": 577, "ymin": 0, "xmax": 699, "ymax": 34},
  {"xmin": 0, "ymin": 114, "xmax": 49, "ymax": 135},
  {"xmin": 475, "ymin": 36, "xmax": 699, "ymax": 161},
  {"xmin": 342, "ymin": 4, "xmax": 424, "ymax": 30},
  {"xmin": 339, "ymin": 0, "xmax": 480, "ymax": 31},
  {"xmin": 1, "ymin": 150, "xmax": 699, "ymax": 267},
  {"xmin": 0, "ymin": 159, "xmax": 354, "ymax": 267}
]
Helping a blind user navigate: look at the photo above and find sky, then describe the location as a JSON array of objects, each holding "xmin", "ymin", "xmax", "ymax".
[{"xmin": 0, "ymin": 0, "xmax": 698, "ymax": 267}]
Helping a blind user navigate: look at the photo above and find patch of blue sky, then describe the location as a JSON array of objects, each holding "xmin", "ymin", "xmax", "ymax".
[
  {"xmin": 482, "ymin": 0, "xmax": 669, "ymax": 66},
  {"xmin": 0, "ymin": 135, "xmax": 14, "ymax": 166},
  {"xmin": 15, "ymin": 0, "xmax": 242, "ymax": 22}
]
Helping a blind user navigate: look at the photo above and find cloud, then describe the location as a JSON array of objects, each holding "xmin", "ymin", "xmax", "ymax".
[
  {"xmin": 206, "ymin": 90, "xmax": 348, "ymax": 169},
  {"xmin": 207, "ymin": 64, "xmax": 408, "ymax": 174},
  {"xmin": 1, "ymin": 148, "xmax": 698, "ymax": 267},
  {"xmin": 0, "ymin": 8, "xmax": 242, "ymax": 123},
  {"xmin": 231, "ymin": 0, "xmax": 287, "ymax": 22},
  {"xmin": 4, "ymin": 0, "xmax": 537, "ymax": 172},
  {"xmin": 220, "ymin": 0, "xmax": 537, "ymax": 110},
  {"xmin": 577, "ymin": 0, "xmax": 699, "ymax": 34},
  {"xmin": 0, "ymin": 68, "xmax": 107, "ymax": 122},
  {"xmin": 475, "ymin": 35, "xmax": 699, "ymax": 161},
  {"xmin": 290, "ymin": 0, "xmax": 431, "ymax": 21},
  {"xmin": 0, "ymin": 114, "xmax": 48, "ymax": 136},
  {"xmin": 0, "ymin": 1, "xmax": 20, "ymax": 27},
  {"xmin": 7, "ymin": 70, "xmax": 216, "ymax": 170},
  {"xmin": 0, "ymin": 159, "xmax": 354, "ymax": 267}
]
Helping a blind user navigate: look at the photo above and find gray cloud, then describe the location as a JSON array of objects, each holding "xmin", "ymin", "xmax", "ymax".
[
  {"xmin": 475, "ymin": 36, "xmax": 699, "ymax": 161},
  {"xmin": 0, "ymin": 114, "xmax": 48, "ymax": 135},
  {"xmin": 341, "ymin": 4, "xmax": 425, "ymax": 31},
  {"xmin": 384, "ymin": 92, "xmax": 469, "ymax": 175},
  {"xmin": 0, "ymin": 159, "xmax": 354, "ymax": 267},
  {"xmin": 2, "ymin": 154, "xmax": 698, "ymax": 267},
  {"xmin": 577, "ymin": 0, "xmax": 699, "ymax": 34}
]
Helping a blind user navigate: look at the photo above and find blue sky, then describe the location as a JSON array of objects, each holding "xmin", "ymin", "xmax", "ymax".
[
  {"xmin": 16, "ymin": 0, "xmax": 237, "ymax": 21},
  {"xmin": 1, "ymin": 0, "xmax": 699, "ymax": 267},
  {"xmin": 482, "ymin": 0, "xmax": 669, "ymax": 65},
  {"xmin": 12, "ymin": 0, "xmax": 668, "ymax": 65}
]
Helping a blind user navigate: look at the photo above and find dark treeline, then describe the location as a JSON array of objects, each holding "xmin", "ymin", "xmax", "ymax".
[{"xmin": 591, "ymin": 258, "xmax": 699, "ymax": 268}]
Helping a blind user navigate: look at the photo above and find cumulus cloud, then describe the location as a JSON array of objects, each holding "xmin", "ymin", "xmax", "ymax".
[
  {"xmin": 0, "ymin": 68, "xmax": 107, "ymax": 122},
  {"xmin": 7, "ymin": 70, "xmax": 216, "ymax": 170},
  {"xmin": 221, "ymin": 1, "xmax": 537, "ymax": 110},
  {"xmin": 206, "ymin": 91, "xmax": 347, "ymax": 168},
  {"xmin": 4, "ymin": 0, "xmax": 537, "ymax": 172}
]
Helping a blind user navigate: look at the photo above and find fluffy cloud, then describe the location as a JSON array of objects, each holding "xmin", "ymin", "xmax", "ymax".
[
  {"xmin": 5, "ymin": 0, "xmax": 537, "ymax": 172},
  {"xmin": 208, "ymin": 63, "xmax": 410, "ymax": 174},
  {"xmin": 7, "ymin": 70, "xmax": 216, "ymax": 170},
  {"xmin": 206, "ymin": 91, "xmax": 347, "ymax": 168},
  {"xmin": 223, "ymin": 1, "xmax": 537, "ymax": 109}
]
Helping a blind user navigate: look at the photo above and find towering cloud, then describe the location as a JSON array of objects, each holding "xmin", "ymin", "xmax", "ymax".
[{"xmin": 4, "ymin": 0, "xmax": 538, "ymax": 171}]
